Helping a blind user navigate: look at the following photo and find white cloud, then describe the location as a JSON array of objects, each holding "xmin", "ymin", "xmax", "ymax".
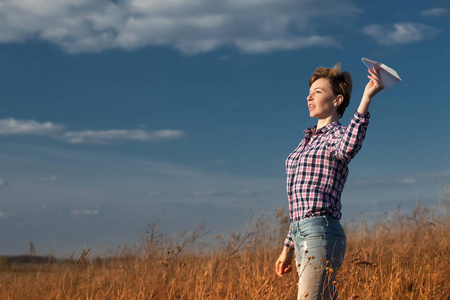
[
  {"xmin": 420, "ymin": 8, "xmax": 448, "ymax": 17},
  {"xmin": 61, "ymin": 129, "xmax": 185, "ymax": 144},
  {"xmin": 0, "ymin": 0, "xmax": 361, "ymax": 54},
  {"xmin": 0, "ymin": 118, "xmax": 185, "ymax": 144},
  {"xmin": 349, "ymin": 169, "xmax": 450, "ymax": 189},
  {"xmin": 363, "ymin": 23, "xmax": 438, "ymax": 45},
  {"xmin": 234, "ymin": 36, "xmax": 339, "ymax": 54},
  {"xmin": 0, "ymin": 118, "xmax": 64, "ymax": 135},
  {"xmin": 400, "ymin": 178, "xmax": 418, "ymax": 185},
  {"xmin": 72, "ymin": 209, "xmax": 99, "ymax": 216},
  {"xmin": 0, "ymin": 178, "xmax": 4, "ymax": 187},
  {"xmin": 41, "ymin": 176, "xmax": 57, "ymax": 181},
  {"xmin": 191, "ymin": 189, "xmax": 269, "ymax": 197}
]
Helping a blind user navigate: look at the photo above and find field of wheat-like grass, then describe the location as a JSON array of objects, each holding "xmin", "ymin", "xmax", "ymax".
[{"xmin": 0, "ymin": 196, "xmax": 449, "ymax": 300}]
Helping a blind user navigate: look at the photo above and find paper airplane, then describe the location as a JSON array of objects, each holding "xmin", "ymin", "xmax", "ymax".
[{"xmin": 361, "ymin": 58, "xmax": 402, "ymax": 91}]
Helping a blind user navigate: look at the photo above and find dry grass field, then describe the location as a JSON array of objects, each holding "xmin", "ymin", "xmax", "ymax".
[{"xmin": 1, "ymin": 193, "xmax": 449, "ymax": 299}]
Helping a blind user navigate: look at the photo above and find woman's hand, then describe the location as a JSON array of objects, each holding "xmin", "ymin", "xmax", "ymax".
[
  {"xmin": 358, "ymin": 65, "xmax": 384, "ymax": 114},
  {"xmin": 275, "ymin": 247, "xmax": 294, "ymax": 277},
  {"xmin": 363, "ymin": 66, "xmax": 384, "ymax": 101}
]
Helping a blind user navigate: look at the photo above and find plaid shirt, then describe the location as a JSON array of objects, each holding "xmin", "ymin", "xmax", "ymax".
[{"xmin": 284, "ymin": 111, "xmax": 370, "ymax": 248}]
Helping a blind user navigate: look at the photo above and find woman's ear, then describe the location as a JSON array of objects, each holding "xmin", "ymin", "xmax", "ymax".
[{"xmin": 335, "ymin": 95, "xmax": 343, "ymax": 106}]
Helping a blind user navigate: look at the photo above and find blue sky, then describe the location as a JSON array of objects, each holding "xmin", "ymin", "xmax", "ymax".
[{"xmin": 0, "ymin": 0, "xmax": 449, "ymax": 257}]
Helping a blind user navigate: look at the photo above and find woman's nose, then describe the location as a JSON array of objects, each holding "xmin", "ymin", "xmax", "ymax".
[{"xmin": 307, "ymin": 94, "xmax": 312, "ymax": 101}]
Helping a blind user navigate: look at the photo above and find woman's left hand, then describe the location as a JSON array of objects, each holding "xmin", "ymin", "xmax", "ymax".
[{"xmin": 363, "ymin": 66, "xmax": 384, "ymax": 100}]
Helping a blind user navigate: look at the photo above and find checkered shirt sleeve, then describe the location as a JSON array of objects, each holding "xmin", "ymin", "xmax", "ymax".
[{"xmin": 283, "ymin": 111, "xmax": 370, "ymax": 248}]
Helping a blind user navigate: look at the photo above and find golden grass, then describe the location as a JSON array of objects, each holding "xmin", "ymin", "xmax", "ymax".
[{"xmin": 1, "ymin": 199, "xmax": 449, "ymax": 300}]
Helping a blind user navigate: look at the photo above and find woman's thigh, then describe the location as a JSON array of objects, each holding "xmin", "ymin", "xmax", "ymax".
[{"xmin": 291, "ymin": 216, "xmax": 346, "ymax": 300}]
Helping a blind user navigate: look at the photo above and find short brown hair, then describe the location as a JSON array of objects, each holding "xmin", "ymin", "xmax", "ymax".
[{"xmin": 309, "ymin": 63, "xmax": 352, "ymax": 118}]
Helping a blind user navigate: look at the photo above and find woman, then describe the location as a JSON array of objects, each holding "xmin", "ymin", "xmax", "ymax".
[{"xmin": 275, "ymin": 63, "xmax": 383, "ymax": 300}]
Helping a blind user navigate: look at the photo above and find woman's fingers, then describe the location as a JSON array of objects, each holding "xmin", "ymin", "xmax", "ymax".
[
  {"xmin": 362, "ymin": 66, "xmax": 384, "ymax": 100},
  {"xmin": 275, "ymin": 260, "xmax": 283, "ymax": 276},
  {"xmin": 275, "ymin": 260, "xmax": 292, "ymax": 277},
  {"xmin": 367, "ymin": 67, "xmax": 383, "ymax": 88},
  {"xmin": 368, "ymin": 67, "xmax": 381, "ymax": 79}
]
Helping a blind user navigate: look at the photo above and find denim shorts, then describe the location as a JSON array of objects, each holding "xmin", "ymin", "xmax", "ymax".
[{"xmin": 290, "ymin": 215, "xmax": 346, "ymax": 300}]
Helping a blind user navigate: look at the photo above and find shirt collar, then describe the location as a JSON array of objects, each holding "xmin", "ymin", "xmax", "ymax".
[{"xmin": 303, "ymin": 121, "xmax": 340, "ymax": 136}]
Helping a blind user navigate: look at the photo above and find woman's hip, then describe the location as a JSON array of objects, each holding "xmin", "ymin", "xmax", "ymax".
[{"xmin": 289, "ymin": 215, "xmax": 346, "ymax": 239}]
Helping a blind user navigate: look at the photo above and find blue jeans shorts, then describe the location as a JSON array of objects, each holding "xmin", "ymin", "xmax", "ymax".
[{"xmin": 290, "ymin": 215, "xmax": 346, "ymax": 300}]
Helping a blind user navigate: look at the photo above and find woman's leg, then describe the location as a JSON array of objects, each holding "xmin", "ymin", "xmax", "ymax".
[{"xmin": 291, "ymin": 216, "xmax": 346, "ymax": 300}]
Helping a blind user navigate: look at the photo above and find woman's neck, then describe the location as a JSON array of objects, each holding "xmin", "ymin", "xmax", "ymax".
[{"xmin": 317, "ymin": 114, "xmax": 340, "ymax": 130}]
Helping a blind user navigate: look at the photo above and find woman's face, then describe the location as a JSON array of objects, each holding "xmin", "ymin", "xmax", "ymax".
[{"xmin": 307, "ymin": 78, "xmax": 338, "ymax": 119}]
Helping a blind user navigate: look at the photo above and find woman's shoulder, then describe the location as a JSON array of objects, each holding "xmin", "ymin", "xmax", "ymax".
[
  {"xmin": 324, "ymin": 124, "xmax": 347, "ymax": 150},
  {"xmin": 328, "ymin": 123, "xmax": 346, "ymax": 137}
]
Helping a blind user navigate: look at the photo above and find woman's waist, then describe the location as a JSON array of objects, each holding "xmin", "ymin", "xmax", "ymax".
[{"xmin": 290, "ymin": 214, "xmax": 340, "ymax": 229}]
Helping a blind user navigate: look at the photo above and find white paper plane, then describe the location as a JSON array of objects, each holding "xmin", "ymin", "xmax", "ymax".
[{"xmin": 361, "ymin": 57, "xmax": 402, "ymax": 91}]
